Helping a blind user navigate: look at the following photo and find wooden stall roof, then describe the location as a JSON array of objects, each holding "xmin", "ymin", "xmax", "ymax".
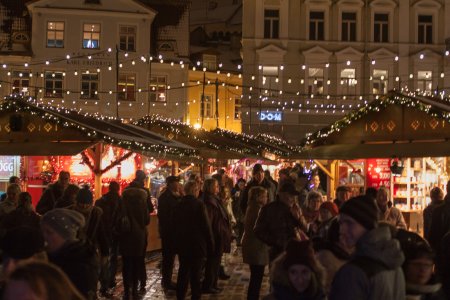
[
  {"xmin": 295, "ymin": 92, "xmax": 450, "ymax": 159},
  {"xmin": 0, "ymin": 97, "xmax": 198, "ymax": 158}
]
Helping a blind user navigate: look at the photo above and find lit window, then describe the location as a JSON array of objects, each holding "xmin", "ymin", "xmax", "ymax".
[
  {"xmin": 11, "ymin": 71, "xmax": 30, "ymax": 96},
  {"xmin": 119, "ymin": 25, "xmax": 136, "ymax": 51},
  {"xmin": 45, "ymin": 71, "xmax": 64, "ymax": 98},
  {"xmin": 47, "ymin": 22, "xmax": 64, "ymax": 48},
  {"xmin": 83, "ymin": 23, "xmax": 101, "ymax": 49},
  {"xmin": 308, "ymin": 68, "xmax": 324, "ymax": 95},
  {"xmin": 372, "ymin": 69, "xmax": 388, "ymax": 94},
  {"xmin": 262, "ymin": 66, "xmax": 279, "ymax": 97},
  {"xmin": 340, "ymin": 68, "xmax": 356, "ymax": 95},
  {"xmin": 149, "ymin": 76, "xmax": 167, "ymax": 102},
  {"xmin": 417, "ymin": 71, "xmax": 433, "ymax": 92},
  {"xmin": 118, "ymin": 73, "xmax": 135, "ymax": 101},
  {"xmin": 234, "ymin": 97, "xmax": 242, "ymax": 120},
  {"xmin": 201, "ymin": 94, "xmax": 213, "ymax": 118}
]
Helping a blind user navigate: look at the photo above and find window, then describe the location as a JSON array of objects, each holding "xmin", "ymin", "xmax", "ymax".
[
  {"xmin": 309, "ymin": 11, "xmax": 324, "ymax": 41},
  {"xmin": 119, "ymin": 25, "xmax": 136, "ymax": 51},
  {"xmin": 418, "ymin": 15, "xmax": 433, "ymax": 44},
  {"xmin": 342, "ymin": 12, "xmax": 357, "ymax": 41},
  {"xmin": 340, "ymin": 68, "xmax": 356, "ymax": 95},
  {"xmin": 374, "ymin": 13, "xmax": 389, "ymax": 43},
  {"xmin": 203, "ymin": 54, "xmax": 217, "ymax": 71},
  {"xmin": 264, "ymin": 9, "xmax": 279, "ymax": 39},
  {"xmin": 118, "ymin": 73, "xmax": 135, "ymax": 101},
  {"xmin": 201, "ymin": 94, "xmax": 213, "ymax": 118},
  {"xmin": 44, "ymin": 71, "xmax": 64, "ymax": 98},
  {"xmin": 81, "ymin": 72, "xmax": 99, "ymax": 99},
  {"xmin": 11, "ymin": 71, "xmax": 30, "ymax": 96},
  {"xmin": 417, "ymin": 71, "xmax": 433, "ymax": 92},
  {"xmin": 308, "ymin": 68, "xmax": 324, "ymax": 95},
  {"xmin": 372, "ymin": 69, "xmax": 388, "ymax": 94},
  {"xmin": 47, "ymin": 22, "xmax": 64, "ymax": 48},
  {"xmin": 149, "ymin": 76, "xmax": 167, "ymax": 102},
  {"xmin": 234, "ymin": 97, "xmax": 241, "ymax": 120},
  {"xmin": 262, "ymin": 66, "xmax": 279, "ymax": 97},
  {"xmin": 83, "ymin": 23, "xmax": 101, "ymax": 49}
]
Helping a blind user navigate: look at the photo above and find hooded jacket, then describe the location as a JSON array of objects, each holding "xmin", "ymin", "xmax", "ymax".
[{"xmin": 330, "ymin": 226, "xmax": 406, "ymax": 300}]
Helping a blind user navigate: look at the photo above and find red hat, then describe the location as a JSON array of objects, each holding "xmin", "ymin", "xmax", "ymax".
[{"xmin": 319, "ymin": 201, "xmax": 339, "ymax": 217}]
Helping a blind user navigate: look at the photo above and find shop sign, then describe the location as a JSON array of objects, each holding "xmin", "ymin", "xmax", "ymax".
[
  {"xmin": 366, "ymin": 158, "xmax": 391, "ymax": 188},
  {"xmin": 0, "ymin": 156, "xmax": 19, "ymax": 180},
  {"xmin": 260, "ymin": 111, "xmax": 282, "ymax": 122}
]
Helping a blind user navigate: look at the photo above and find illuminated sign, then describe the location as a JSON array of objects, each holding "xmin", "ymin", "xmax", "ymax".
[
  {"xmin": 0, "ymin": 156, "xmax": 19, "ymax": 180},
  {"xmin": 260, "ymin": 111, "xmax": 282, "ymax": 122}
]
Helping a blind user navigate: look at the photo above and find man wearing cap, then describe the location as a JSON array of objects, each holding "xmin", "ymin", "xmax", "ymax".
[
  {"xmin": 329, "ymin": 196, "xmax": 405, "ymax": 300},
  {"xmin": 157, "ymin": 175, "xmax": 182, "ymax": 291},
  {"xmin": 254, "ymin": 182, "xmax": 307, "ymax": 262},
  {"xmin": 240, "ymin": 164, "xmax": 276, "ymax": 215}
]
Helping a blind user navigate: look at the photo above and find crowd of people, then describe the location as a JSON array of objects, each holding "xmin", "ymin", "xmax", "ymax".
[{"xmin": 0, "ymin": 163, "xmax": 449, "ymax": 300}]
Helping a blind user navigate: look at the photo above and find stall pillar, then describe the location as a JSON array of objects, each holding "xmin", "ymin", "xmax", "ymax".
[
  {"xmin": 172, "ymin": 161, "xmax": 179, "ymax": 176},
  {"xmin": 329, "ymin": 160, "xmax": 338, "ymax": 200},
  {"xmin": 93, "ymin": 143, "xmax": 103, "ymax": 199}
]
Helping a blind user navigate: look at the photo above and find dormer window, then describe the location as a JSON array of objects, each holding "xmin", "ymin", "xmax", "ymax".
[{"xmin": 203, "ymin": 54, "xmax": 217, "ymax": 71}]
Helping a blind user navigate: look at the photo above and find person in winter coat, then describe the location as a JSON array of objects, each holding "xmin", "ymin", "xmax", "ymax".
[
  {"xmin": 0, "ymin": 183, "xmax": 20, "ymax": 218},
  {"xmin": 54, "ymin": 184, "xmax": 80, "ymax": 209},
  {"xmin": 315, "ymin": 201, "xmax": 339, "ymax": 239},
  {"xmin": 0, "ymin": 192, "xmax": 40, "ymax": 232},
  {"xmin": 231, "ymin": 178, "xmax": 246, "ymax": 245},
  {"xmin": 240, "ymin": 164, "xmax": 276, "ymax": 215},
  {"xmin": 428, "ymin": 180, "xmax": 450, "ymax": 254},
  {"xmin": 254, "ymin": 182, "xmax": 306, "ymax": 262},
  {"xmin": 377, "ymin": 186, "xmax": 407, "ymax": 229},
  {"xmin": 41, "ymin": 208, "xmax": 98, "ymax": 300},
  {"xmin": 264, "ymin": 240, "xmax": 326, "ymax": 300},
  {"xmin": 304, "ymin": 191, "xmax": 323, "ymax": 237},
  {"xmin": 241, "ymin": 186, "xmax": 269, "ymax": 300},
  {"xmin": 118, "ymin": 185, "xmax": 150, "ymax": 299},
  {"xmin": 397, "ymin": 230, "xmax": 446, "ymax": 300},
  {"xmin": 202, "ymin": 178, "xmax": 232, "ymax": 294},
  {"xmin": 36, "ymin": 171, "xmax": 70, "ymax": 215},
  {"xmin": 329, "ymin": 196, "xmax": 406, "ymax": 300},
  {"xmin": 174, "ymin": 181, "xmax": 214, "ymax": 300},
  {"xmin": 423, "ymin": 187, "xmax": 444, "ymax": 242}
]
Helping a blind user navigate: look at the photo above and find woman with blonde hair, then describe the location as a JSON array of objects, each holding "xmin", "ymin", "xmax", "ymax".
[
  {"xmin": 3, "ymin": 261, "xmax": 85, "ymax": 300},
  {"xmin": 241, "ymin": 186, "xmax": 269, "ymax": 300},
  {"xmin": 0, "ymin": 183, "xmax": 21, "ymax": 217}
]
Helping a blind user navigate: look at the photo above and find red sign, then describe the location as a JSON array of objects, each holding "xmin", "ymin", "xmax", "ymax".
[{"xmin": 366, "ymin": 158, "xmax": 391, "ymax": 188}]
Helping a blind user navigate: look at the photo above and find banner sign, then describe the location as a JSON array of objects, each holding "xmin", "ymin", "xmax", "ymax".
[{"xmin": 260, "ymin": 111, "xmax": 282, "ymax": 122}]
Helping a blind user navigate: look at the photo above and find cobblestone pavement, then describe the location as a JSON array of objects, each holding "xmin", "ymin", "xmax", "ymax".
[{"xmin": 99, "ymin": 244, "xmax": 270, "ymax": 299}]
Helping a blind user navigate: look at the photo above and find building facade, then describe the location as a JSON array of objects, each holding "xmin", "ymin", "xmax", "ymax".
[{"xmin": 242, "ymin": 0, "xmax": 450, "ymax": 143}]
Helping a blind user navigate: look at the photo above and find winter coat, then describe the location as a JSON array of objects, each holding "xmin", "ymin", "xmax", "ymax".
[
  {"xmin": 48, "ymin": 240, "xmax": 98, "ymax": 300},
  {"xmin": 428, "ymin": 197, "xmax": 450, "ymax": 253},
  {"xmin": 157, "ymin": 189, "xmax": 181, "ymax": 243},
  {"xmin": 36, "ymin": 182, "xmax": 65, "ymax": 215},
  {"xmin": 254, "ymin": 200, "xmax": 302, "ymax": 260},
  {"xmin": 203, "ymin": 193, "xmax": 232, "ymax": 254},
  {"xmin": 173, "ymin": 195, "xmax": 214, "ymax": 258},
  {"xmin": 240, "ymin": 178, "xmax": 276, "ymax": 214},
  {"xmin": 406, "ymin": 278, "xmax": 447, "ymax": 300},
  {"xmin": 315, "ymin": 248, "xmax": 347, "ymax": 293},
  {"xmin": 127, "ymin": 179, "xmax": 154, "ymax": 214},
  {"xmin": 329, "ymin": 226, "xmax": 406, "ymax": 300},
  {"xmin": 379, "ymin": 206, "xmax": 407, "ymax": 229},
  {"xmin": 0, "ymin": 208, "xmax": 40, "ymax": 232},
  {"xmin": 117, "ymin": 187, "xmax": 150, "ymax": 256},
  {"xmin": 423, "ymin": 201, "xmax": 443, "ymax": 242},
  {"xmin": 241, "ymin": 196, "xmax": 269, "ymax": 266},
  {"xmin": 264, "ymin": 253, "xmax": 326, "ymax": 300},
  {"xmin": 0, "ymin": 198, "xmax": 16, "ymax": 218},
  {"xmin": 95, "ymin": 191, "xmax": 121, "ymax": 245}
]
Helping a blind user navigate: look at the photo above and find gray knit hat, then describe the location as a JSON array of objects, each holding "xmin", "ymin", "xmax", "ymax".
[{"xmin": 41, "ymin": 208, "xmax": 85, "ymax": 241}]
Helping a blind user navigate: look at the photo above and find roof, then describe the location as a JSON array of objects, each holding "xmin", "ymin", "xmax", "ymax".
[{"xmin": 297, "ymin": 91, "xmax": 450, "ymax": 159}]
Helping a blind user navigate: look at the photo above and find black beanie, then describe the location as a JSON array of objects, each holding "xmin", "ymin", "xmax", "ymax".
[{"xmin": 340, "ymin": 196, "xmax": 378, "ymax": 230}]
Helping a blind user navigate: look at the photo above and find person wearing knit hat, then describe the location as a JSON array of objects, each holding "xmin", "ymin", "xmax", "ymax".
[
  {"xmin": 329, "ymin": 195, "xmax": 405, "ymax": 300},
  {"xmin": 315, "ymin": 201, "xmax": 339, "ymax": 240},
  {"xmin": 265, "ymin": 240, "xmax": 326, "ymax": 300},
  {"xmin": 41, "ymin": 208, "xmax": 99, "ymax": 300}
]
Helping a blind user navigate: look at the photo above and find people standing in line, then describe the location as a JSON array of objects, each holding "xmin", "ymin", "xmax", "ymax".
[
  {"xmin": 202, "ymin": 178, "xmax": 232, "ymax": 294},
  {"xmin": 95, "ymin": 181, "xmax": 122, "ymax": 294},
  {"xmin": 329, "ymin": 196, "xmax": 405, "ymax": 300},
  {"xmin": 157, "ymin": 175, "xmax": 182, "ymax": 291},
  {"xmin": 54, "ymin": 184, "xmax": 80, "ymax": 209},
  {"xmin": 241, "ymin": 186, "xmax": 269, "ymax": 300},
  {"xmin": 315, "ymin": 201, "xmax": 339, "ymax": 240},
  {"xmin": 240, "ymin": 164, "xmax": 276, "ymax": 215},
  {"xmin": 0, "ymin": 192, "xmax": 40, "ymax": 232},
  {"xmin": 309, "ymin": 173, "xmax": 326, "ymax": 196},
  {"xmin": 119, "ymin": 182, "xmax": 150, "ymax": 299},
  {"xmin": 0, "ymin": 183, "xmax": 21, "ymax": 218},
  {"xmin": 36, "ymin": 171, "xmax": 71, "ymax": 215},
  {"xmin": 303, "ymin": 191, "xmax": 323, "ymax": 237},
  {"xmin": 3, "ymin": 261, "xmax": 85, "ymax": 300},
  {"xmin": 264, "ymin": 240, "xmax": 326, "ymax": 300},
  {"xmin": 232, "ymin": 178, "xmax": 246, "ymax": 245},
  {"xmin": 174, "ymin": 181, "xmax": 214, "ymax": 300},
  {"xmin": 264, "ymin": 170, "xmax": 278, "ymax": 191},
  {"xmin": 41, "ymin": 208, "xmax": 98, "ymax": 300},
  {"xmin": 376, "ymin": 186, "xmax": 407, "ymax": 229},
  {"xmin": 333, "ymin": 186, "xmax": 352, "ymax": 208},
  {"xmin": 0, "ymin": 176, "xmax": 20, "ymax": 202},
  {"xmin": 218, "ymin": 186, "xmax": 235, "ymax": 280},
  {"xmin": 254, "ymin": 182, "xmax": 307, "ymax": 262},
  {"xmin": 423, "ymin": 187, "xmax": 444, "ymax": 241}
]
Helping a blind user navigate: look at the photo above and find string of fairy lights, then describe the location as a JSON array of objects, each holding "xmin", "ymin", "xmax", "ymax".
[{"xmin": 0, "ymin": 46, "xmax": 449, "ymax": 115}]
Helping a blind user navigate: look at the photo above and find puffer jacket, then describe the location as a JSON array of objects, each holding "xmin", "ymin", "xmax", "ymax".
[{"xmin": 329, "ymin": 226, "xmax": 406, "ymax": 300}]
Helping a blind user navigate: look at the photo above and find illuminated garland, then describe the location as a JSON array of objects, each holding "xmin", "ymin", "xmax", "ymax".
[
  {"xmin": 304, "ymin": 92, "xmax": 450, "ymax": 146},
  {"xmin": 80, "ymin": 150, "xmax": 134, "ymax": 175}
]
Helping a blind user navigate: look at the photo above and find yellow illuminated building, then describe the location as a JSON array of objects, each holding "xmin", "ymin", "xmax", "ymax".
[{"xmin": 187, "ymin": 69, "xmax": 242, "ymax": 133}]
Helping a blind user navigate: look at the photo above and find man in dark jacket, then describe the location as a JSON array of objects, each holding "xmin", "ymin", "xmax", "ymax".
[
  {"xmin": 254, "ymin": 182, "xmax": 305, "ymax": 262},
  {"xmin": 36, "ymin": 171, "xmax": 70, "ymax": 215},
  {"xmin": 329, "ymin": 196, "xmax": 405, "ymax": 299},
  {"xmin": 174, "ymin": 181, "xmax": 214, "ymax": 300},
  {"xmin": 0, "ymin": 176, "xmax": 20, "ymax": 202},
  {"xmin": 240, "ymin": 164, "xmax": 276, "ymax": 214},
  {"xmin": 157, "ymin": 175, "xmax": 182, "ymax": 290},
  {"xmin": 95, "ymin": 181, "xmax": 121, "ymax": 295}
]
